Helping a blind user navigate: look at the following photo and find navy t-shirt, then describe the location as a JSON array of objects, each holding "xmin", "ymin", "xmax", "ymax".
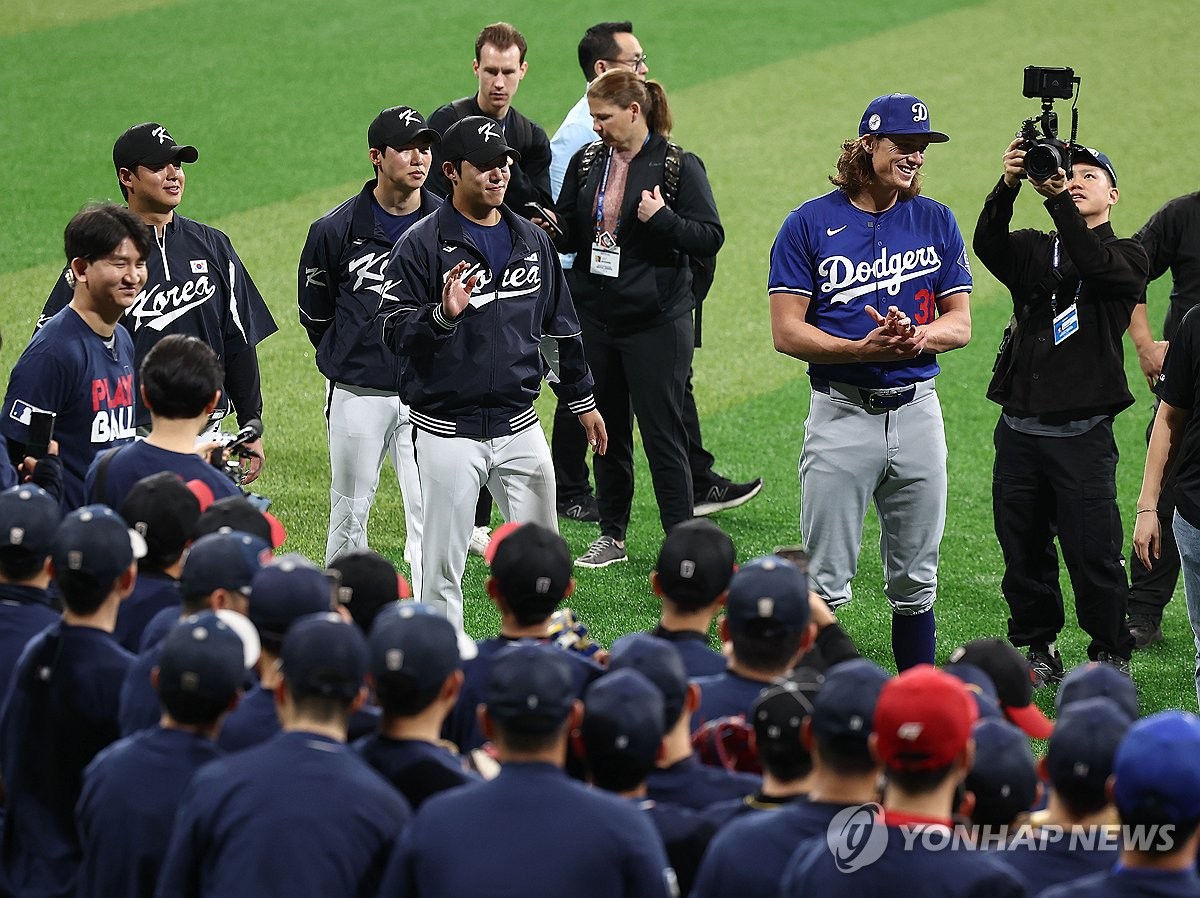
[
  {"xmin": 84, "ymin": 439, "xmax": 242, "ymax": 510},
  {"xmin": 372, "ymin": 198, "xmax": 423, "ymax": 246},
  {"xmin": 113, "ymin": 572, "xmax": 180, "ymax": 653},
  {"xmin": 690, "ymin": 670, "xmax": 771, "ymax": 732},
  {"xmin": 652, "ymin": 625, "xmax": 727, "ymax": 678},
  {"xmin": 646, "ymin": 754, "xmax": 759, "ymax": 811},
  {"xmin": 0, "ymin": 583, "xmax": 58, "ymax": 703},
  {"xmin": 457, "ymin": 211, "xmax": 515, "ymax": 289},
  {"xmin": 353, "ymin": 734, "xmax": 479, "ymax": 809}
]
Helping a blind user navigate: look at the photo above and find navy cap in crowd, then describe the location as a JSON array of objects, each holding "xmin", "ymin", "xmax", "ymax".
[
  {"xmin": 1056, "ymin": 661, "xmax": 1138, "ymax": 722},
  {"xmin": 53, "ymin": 504, "xmax": 147, "ymax": 585},
  {"xmin": 486, "ymin": 522, "xmax": 572, "ymax": 618},
  {"xmin": 725, "ymin": 555, "xmax": 810, "ymax": 638},
  {"xmin": 1072, "ymin": 146, "xmax": 1118, "ymax": 187},
  {"xmin": 113, "ymin": 122, "xmax": 199, "ymax": 171},
  {"xmin": 858, "ymin": 93, "xmax": 949, "ymax": 142},
  {"xmin": 331, "ymin": 549, "xmax": 411, "ymax": 633},
  {"xmin": 1113, "ymin": 711, "xmax": 1200, "ymax": 825},
  {"xmin": 486, "ymin": 643, "xmax": 575, "ymax": 735},
  {"xmin": 810, "ymin": 658, "xmax": 890, "ymax": 744},
  {"xmin": 194, "ymin": 495, "xmax": 286, "ymax": 548},
  {"xmin": 281, "ymin": 612, "xmax": 369, "ymax": 703},
  {"xmin": 753, "ymin": 667, "xmax": 824, "ymax": 775},
  {"xmin": 248, "ymin": 554, "xmax": 335, "ymax": 645},
  {"xmin": 157, "ymin": 611, "xmax": 246, "ymax": 713},
  {"xmin": 368, "ymin": 106, "xmax": 439, "ymax": 151},
  {"xmin": 948, "ymin": 638, "xmax": 1053, "ymax": 739},
  {"xmin": 582, "ymin": 668, "xmax": 666, "ymax": 770},
  {"xmin": 181, "ymin": 530, "xmax": 271, "ymax": 600},
  {"xmin": 440, "ymin": 115, "xmax": 522, "ymax": 168},
  {"xmin": 943, "ymin": 661, "xmax": 1005, "ymax": 721},
  {"xmin": 0, "ymin": 484, "xmax": 60, "ymax": 558},
  {"xmin": 1045, "ymin": 697, "xmax": 1133, "ymax": 798},
  {"xmin": 608, "ymin": 632, "xmax": 690, "ymax": 727},
  {"xmin": 655, "ymin": 519, "xmax": 736, "ymax": 609},
  {"xmin": 368, "ymin": 602, "xmax": 461, "ymax": 709},
  {"xmin": 966, "ymin": 719, "xmax": 1040, "ymax": 827},
  {"xmin": 121, "ymin": 472, "xmax": 201, "ymax": 569}
]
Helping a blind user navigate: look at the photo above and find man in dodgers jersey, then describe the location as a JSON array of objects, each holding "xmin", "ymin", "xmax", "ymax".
[
  {"xmin": 38, "ymin": 122, "xmax": 277, "ymax": 480},
  {"xmin": 768, "ymin": 93, "xmax": 972, "ymax": 670},
  {"xmin": 298, "ymin": 106, "xmax": 441, "ymax": 581}
]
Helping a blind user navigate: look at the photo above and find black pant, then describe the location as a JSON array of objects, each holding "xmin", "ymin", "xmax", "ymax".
[
  {"xmin": 552, "ymin": 369, "xmax": 717, "ymax": 500},
  {"xmin": 1128, "ymin": 400, "xmax": 1180, "ymax": 619},
  {"xmin": 992, "ymin": 418, "xmax": 1133, "ymax": 659},
  {"xmin": 581, "ymin": 315, "xmax": 694, "ymax": 540}
]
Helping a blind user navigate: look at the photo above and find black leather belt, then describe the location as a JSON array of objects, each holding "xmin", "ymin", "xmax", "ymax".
[{"xmin": 812, "ymin": 379, "xmax": 918, "ymax": 411}]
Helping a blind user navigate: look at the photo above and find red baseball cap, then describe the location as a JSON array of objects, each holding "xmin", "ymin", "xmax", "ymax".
[{"xmin": 874, "ymin": 665, "xmax": 978, "ymax": 771}]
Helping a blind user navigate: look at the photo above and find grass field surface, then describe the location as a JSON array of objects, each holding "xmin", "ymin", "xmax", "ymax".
[{"xmin": 3, "ymin": 0, "xmax": 1197, "ymax": 716}]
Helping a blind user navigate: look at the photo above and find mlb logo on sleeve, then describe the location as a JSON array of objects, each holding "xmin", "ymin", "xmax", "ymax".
[
  {"xmin": 8, "ymin": 400, "xmax": 50, "ymax": 426},
  {"xmin": 190, "ymin": 260, "xmax": 208, "ymax": 274}
]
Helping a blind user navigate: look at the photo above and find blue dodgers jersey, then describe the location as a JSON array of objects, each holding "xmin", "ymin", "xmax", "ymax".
[
  {"xmin": 769, "ymin": 189, "xmax": 973, "ymax": 389},
  {"xmin": 1, "ymin": 308, "xmax": 136, "ymax": 510}
]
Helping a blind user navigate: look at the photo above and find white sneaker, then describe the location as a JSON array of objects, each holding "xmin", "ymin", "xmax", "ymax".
[{"xmin": 468, "ymin": 526, "xmax": 492, "ymax": 557}]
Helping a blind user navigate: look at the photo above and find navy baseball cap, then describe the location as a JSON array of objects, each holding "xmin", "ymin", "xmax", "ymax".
[
  {"xmin": 281, "ymin": 612, "xmax": 369, "ymax": 702},
  {"xmin": 810, "ymin": 658, "xmax": 890, "ymax": 743},
  {"xmin": 487, "ymin": 643, "xmax": 575, "ymax": 734},
  {"xmin": 180, "ymin": 530, "xmax": 272, "ymax": 600},
  {"xmin": 1045, "ymin": 696, "xmax": 1131, "ymax": 797},
  {"xmin": 943, "ymin": 662, "xmax": 1005, "ymax": 721},
  {"xmin": 247, "ymin": 554, "xmax": 336, "ymax": 644},
  {"xmin": 441, "ymin": 115, "xmax": 522, "ymax": 167},
  {"xmin": 966, "ymin": 718, "xmax": 1040, "ymax": 826},
  {"xmin": 582, "ymin": 668, "xmax": 666, "ymax": 770},
  {"xmin": 487, "ymin": 522, "xmax": 572, "ymax": 618},
  {"xmin": 1056, "ymin": 661, "xmax": 1138, "ymax": 721},
  {"xmin": 1072, "ymin": 146, "xmax": 1117, "ymax": 186},
  {"xmin": 53, "ymin": 504, "xmax": 147, "ymax": 584},
  {"xmin": 948, "ymin": 638, "xmax": 1053, "ymax": 739},
  {"xmin": 330, "ymin": 549, "xmax": 411, "ymax": 632},
  {"xmin": 157, "ymin": 611, "xmax": 246, "ymax": 709},
  {"xmin": 194, "ymin": 495, "xmax": 287, "ymax": 548},
  {"xmin": 724, "ymin": 555, "xmax": 810, "ymax": 638},
  {"xmin": 113, "ymin": 122, "xmax": 199, "ymax": 171},
  {"xmin": 753, "ymin": 667, "xmax": 824, "ymax": 757},
  {"xmin": 368, "ymin": 602, "xmax": 461, "ymax": 705},
  {"xmin": 120, "ymin": 472, "xmax": 201, "ymax": 569},
  {"xmin": 608, "ymin": 632, "xmax": 689, "ymax": 727},
  {"xmin": 0, "ymin": 484, "xmax": 60, "ymax": 558},
  {"xmin": 655, "ymin": 519, "xmax": 736, "ymax": 609},
  {"xmin": 1113, "ymin": 711, "xmax": 1200, "ymax": 824},
  {"xmin": 859, "ymin": 93, "xmax": 949, "ymax": 143},
  {"xmin": 368, "ymin": 106, "xmax": 439, "ymax": 150}
]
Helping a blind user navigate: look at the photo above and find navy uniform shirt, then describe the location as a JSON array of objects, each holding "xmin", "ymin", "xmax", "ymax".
[
  {"xmin": 987, "ymin": 826, "xmax": 1120, "ymax": 891},
  {"xmin": 651, "ymin": 625, "xmax": 727, "ymax": 678},
  {"xmin": 700, "ymin": 790, "xmax": 800, "ymax": 829},
  {"xmin": 0, "ymin": 582, "xmax": 58, "ymax": 703},
  {"xmin": 76, "ymin": 726, "xmax": 222, "ymax": 898},
  {"xmin": 216, "ymin": 683, "xmax": 379, "ymax": 752},
  {"xmin": 1038, "ymin": 867, "xmax": 1200, "ymax": 898},
  {"xmin": 113, "ymin": 572, "xmax": 180, "ymax": 653},
  {"xmin": 157, "ymin": 730, "xmax": 411, "ymax": 898},
  {"xmin": 354, "ymin": 734, "xmax": 478, "ymax": 810},
  {"xmin": 378, "ymin": 761, "xmax": 676, "ymax": 898},
  {"xmin": 690, "ymin": 670, "xmax": 771, "ymax": 733},
  {"xmin": 117, "ymin": 609, "xmax": 183, "ymax": 737},
  {"xmin": 692, "ymin": 798, "xmax": 846, "ymax": 898},
  {"xmin": 85, "ymin": 440, "xmax": 242, "ymax": 511},
  {"xmin": 1, "ymin": 308, "xmax": 136, "ymax": 510},
  {"xmin": 0, "ymin": 621, "xmax": 133, "ymax": 898},
  {"xmin": 442, "ymin": 637, "xmax": 603, "ymax": 752},
  {"xmin": 646, "ymin": 754, "xmax": 759, "ymax": 811},
  {"xmin": 636, "ymin": 798, "xmax": 716, "ymax": 898}
]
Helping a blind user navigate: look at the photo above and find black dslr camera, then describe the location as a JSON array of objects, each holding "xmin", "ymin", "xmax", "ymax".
[{"xmin": 1018, "ymin": 65, "xmax": 1081, "ymax": 182}]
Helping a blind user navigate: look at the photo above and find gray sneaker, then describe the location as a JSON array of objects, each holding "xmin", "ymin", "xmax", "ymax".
[
  {"xmin": 575, "ymin": 536, "xmax": 627, "ymax": 569},
  {"xmin": 1027, "ymin": 646, "xmax": 1065, "ymax": 688},
  {"xmin": 1126, "ymin": 616, "xmax": 1163, "ymax": 650}
]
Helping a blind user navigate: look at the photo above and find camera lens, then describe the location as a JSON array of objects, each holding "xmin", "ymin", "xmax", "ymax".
[{"xmin": 1024, "ymin": 143, "xmax": 1064, "ymax": 182}]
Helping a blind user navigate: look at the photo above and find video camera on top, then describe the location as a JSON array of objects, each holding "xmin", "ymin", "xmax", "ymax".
[
  {"xmin": 1018, "ymin": 65, "xmax": 1081, "ymax": 182},
  {"xmin": 209, "ymin": 418, "xmax": 262, "ymax": 484}
]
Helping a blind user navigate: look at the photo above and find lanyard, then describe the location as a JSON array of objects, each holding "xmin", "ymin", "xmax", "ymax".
[
  {"xmin": 1049, "ymin": 237, "xmax": 1082, "ymax": 318},
  {"xmin": 594, "ymin": 147, "xmax": 616, "ymax": 240}
]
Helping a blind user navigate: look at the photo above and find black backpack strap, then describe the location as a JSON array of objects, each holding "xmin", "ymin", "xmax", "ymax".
[
  {"xmin": 663, "ymin": 142, "xmax": 683, "ymax": 207},
  {"xmin": 91, "ymin": 444, "xmax": 125, "ymax": 507},
  {"xmin": 577, "ymin": 140, "xmax": 605, "ymax": 184}
]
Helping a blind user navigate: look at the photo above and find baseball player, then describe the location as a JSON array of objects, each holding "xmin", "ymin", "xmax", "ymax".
[
  {"xmin": 38, "ymin": 122, "xmax": 277, "ymax": 480},
  {"xmin": 378, "ymin": 115, "xmax": 605, "ymax": 630},
  {"xmin": 299, "ymin": 106, "xmax": 441, "ymax": 578},
  {"xmin": 3, "ymin": 204, "xmax": 150, "ymax": 511},
  {"xmin": 0, "ymin": 485, "xmax": 61, "ymax": 702},
  {"xmin": 769, "ymin": 93, "xmax": 973, "ymax": 670}
]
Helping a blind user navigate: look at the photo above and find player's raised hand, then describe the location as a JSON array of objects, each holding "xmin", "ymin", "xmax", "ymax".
[
  {"xmin": 240, "ymin": 438, "xmax": 265, "ymax": 484},
  {"xmin": 637, "ymin": 185, "xmax": 666, "ymax": 222},
  {"xmin": 441, "ymin": 261, "xmax": 479, "ymax": 319},
  {"xmin": 578, "ymin": 409, "xmax": 607, "ymax": 455}
]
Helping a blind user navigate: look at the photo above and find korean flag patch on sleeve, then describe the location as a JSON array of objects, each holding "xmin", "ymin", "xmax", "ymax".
[{"xmin": 190, "ymin": 260, "xmax": 208, "ymax": 274}]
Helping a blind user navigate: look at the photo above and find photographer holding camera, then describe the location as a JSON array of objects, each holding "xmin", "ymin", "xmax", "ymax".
[{"xmin": 975, "ymin": 109, "xmax": 1147, "ymax": 683}]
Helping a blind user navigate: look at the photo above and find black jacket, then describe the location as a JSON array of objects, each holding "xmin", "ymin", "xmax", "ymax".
[
  {"xmin": 378, "ymin": 202, "xmax": 594, "ymax": 439},
  {"xmin": 975, "ymin": 178, "xmax": 1148, "ymax": 420},
  {"xmin": 556, "ymin": 133, "xmax": 723, "ymax": 337},
  {"xmin": 298, "ymin": 181, "xmax": 441, "ymax": 390},
  {"xmin": 1135, "ymin": 191, "xmax": 1200, "ymax": 343}
]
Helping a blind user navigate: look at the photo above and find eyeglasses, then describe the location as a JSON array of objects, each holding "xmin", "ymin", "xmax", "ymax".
[{"xmin": 605, "ymin": 53, "xmax": 648, "ymax": 70}]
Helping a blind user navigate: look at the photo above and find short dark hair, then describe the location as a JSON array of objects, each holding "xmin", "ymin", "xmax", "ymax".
[
  {"xmin": 577, "ymin": 21, "xmax": 633, "ymax": 80},
  {"xmin": 56, "ymin": 570, "xmax": 121, "ymax": 617},
  {"xmin": 160, "ymin": 689, "xmax": 232, "ymax": 726},
  {"xmin": 1053, "ymin": 778, "xmax": 1111, "ymax": 819},
  {"xmin": 375, "ymin": 673, "xmax": 445, "ymax": 719},
  {"xmin": 886, "ymin": 763, "xmax": 956, "ymax": 797},
  {"xmin": 476, "ymin": 22, "xmax": 526, "ymax": 63},
  {"xmin": 0, "ymin": 547, "xmax": 46, "ymax": 582},
  {"xmin": 815, "ymin": 733, "xmax": 877, "ymax": 776},
  {"xmin": 140, "ymin": 334, "xmax": 223, "ymax": 420},
  {"xmin": 729, "ymin": 626, "xmax": 806, "ymax": 675},
  {"xmin": 64, "ymin": 203, "xmax": 153, "ymax": 266}
]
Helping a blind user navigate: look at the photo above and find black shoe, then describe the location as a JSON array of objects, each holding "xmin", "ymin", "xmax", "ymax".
[
  {"xmin": 557, "ymin": 493, "xmax": 600, "ymax": 522},
  {"xmin": 1027, "ymin": 645, "xmax": 1065, "ymax": 688},
  {"xmin": 1096, "ymin": 651, "xmax": 1133, "ymax": 679},
  {"xmin": 1126, "ymin": 615, "xmax": 1163, "ymax": 650},
  {"xmin": 694, "ymin": 477, "xmax": 763, "ymax": 517}
]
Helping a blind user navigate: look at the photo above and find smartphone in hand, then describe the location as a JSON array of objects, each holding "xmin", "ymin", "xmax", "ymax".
[{"xmin": 525, "ymin": 202, "xmax": 564, "ymax": 237}]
